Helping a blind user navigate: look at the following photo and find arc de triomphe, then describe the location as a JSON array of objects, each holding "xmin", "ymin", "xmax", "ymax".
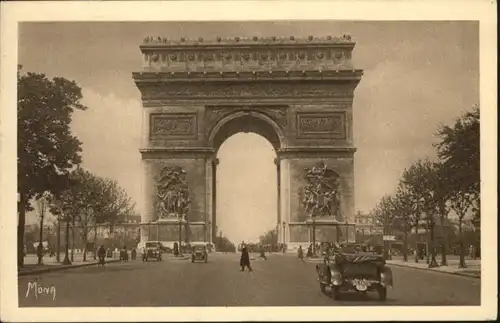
[{"xmin": 132, "ymin": 35, "xmax": 363, "ymax": 250}]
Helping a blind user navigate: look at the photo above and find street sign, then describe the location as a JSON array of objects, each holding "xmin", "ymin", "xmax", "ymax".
[{"xmin": 383, "ymin": 235, "xmax": 396, "ymax": 241}]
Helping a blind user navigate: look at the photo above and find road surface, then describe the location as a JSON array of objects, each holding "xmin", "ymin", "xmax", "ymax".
[{"xmin": 18, "ymin": 253, "xmax": 480, "ymax": 306}]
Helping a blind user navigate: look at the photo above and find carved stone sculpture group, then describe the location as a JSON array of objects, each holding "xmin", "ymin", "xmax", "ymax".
[
  {"xmin": 155, "ymin": 166, "xmax": 191, "ymax": 220},
  {"xmin": 302, "ymin": 162, "xmax": 341, "ymax": 220}
]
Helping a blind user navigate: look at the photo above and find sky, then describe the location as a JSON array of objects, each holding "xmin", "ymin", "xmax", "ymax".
[{"xmin": 18, "ymin": 21, "xmax": 479, "ymax": 243}]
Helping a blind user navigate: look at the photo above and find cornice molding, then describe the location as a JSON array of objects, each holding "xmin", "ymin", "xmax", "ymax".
[{"xmin": 277, "ymin": 146, "xmax": 356, "ymax": 159}]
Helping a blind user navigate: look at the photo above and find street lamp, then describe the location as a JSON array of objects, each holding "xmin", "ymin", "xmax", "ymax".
[
  {"xmin": 178, "ymin": 215, "xmax": 183, "ymax": 257},
  {"xmin": 312, "ymin": 214, "xmax": 317, "ymax": 256},
  {"xmin": 282, "ymin": 221, "xmax": 286, "ymax": 253},
  {"xmin": 208, "ymin": 220, "xmax": 212, "ymax": 245}
]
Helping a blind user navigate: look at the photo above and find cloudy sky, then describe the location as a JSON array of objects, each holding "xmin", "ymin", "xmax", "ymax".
[{"xmin": 19, "ymin": 21, "xmax": 479, "ymax": 242}]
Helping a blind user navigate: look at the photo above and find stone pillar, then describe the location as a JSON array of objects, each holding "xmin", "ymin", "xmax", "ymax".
[
  {"xmin": 274, "ymin": 157, "xmax": 281, "ymax": 243},
  {"xmin": 140, "ymin": 161, "xmax": 154, "ymax": 243},
  {"xmin": 211, "ymin": 158, "xmax": 219, "ymax": 243},
  {"xmin": 205, "ymin": 156, "xmax": 214, "ymax": 243},
  {"xmin": 279, "ymin": 158, "xmax": 291, "ymax": 245}
]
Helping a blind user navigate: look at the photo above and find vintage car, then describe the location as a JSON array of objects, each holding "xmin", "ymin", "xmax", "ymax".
[
  {"xmin": 143, "ymin": 241, "xmax": 163, "ymax": 262},
  {"xmin": 315, "ymin": 245, "xmax": 393, "ymax": 301},
  {"xmin": 191, "ymin": 244, "xmax": 208, "ymax": 263}
]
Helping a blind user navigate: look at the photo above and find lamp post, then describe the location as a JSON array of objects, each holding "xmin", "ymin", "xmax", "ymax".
[
  {"xmin": 178, "ymin": 215, "xmax": 183, "ymax": 257},
  {"xmin": 471, "ymin": 217, "xmax": 480, "ymax": 260},
  {"xmin": 282, "ymin": 221, "xmax": 286, "ymax": 253},
  {"xmin": 208, "ymin": 220, "xmax": 212, "ymax": 245},
  {"xmin": 312, "ymin": 215, "xmax": 317, "ymax": 256}
]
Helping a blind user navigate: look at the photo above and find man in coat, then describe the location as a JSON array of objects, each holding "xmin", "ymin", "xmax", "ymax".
[{"xmin": 240, "ymin": 245, "xmax": 253, "ymax": 272}]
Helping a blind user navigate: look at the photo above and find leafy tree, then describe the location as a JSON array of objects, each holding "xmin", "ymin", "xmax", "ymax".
[
  {"xmin": 259, "ymin": 228, "xmax": 278, "ymax": 247},
  {"xmin": 449, "ymin": 191, "xmax": 475, "ymax": 268},
  {"xmin": 34, "ymin": 192, "xmax": 51, "ymax": 264},
  {"xmin": 99, "ymin": 178, "xmax": 136, "ymax": 234},
  {"xmin": 391, "ymin": 187, "xmax": 414, "ymax": 262},
  {"xmin": 370, "ymin": 195, "xmax": 397, "ymax": 260},
  {"xmin": 435, "ymin": 105, "xmax": 480, "ymax": 267},
  {"xmin": 401, "ymin": 159, "xmax": 443, "ymax": 267},
  {"xmin": 435, "ymin": 105, "xmax": 480, "ymax": 201},
  {"xmin": 17, "ymin": 68, "xmax": 87, "ymax": 267}
]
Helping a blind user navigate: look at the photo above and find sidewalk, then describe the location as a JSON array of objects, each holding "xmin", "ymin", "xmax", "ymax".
[
  {"xmin": 387, "ymin": 258, "xmax": 481, "ymax": 279},
  {"xmin": 19, "ymin": 254, "xmax": 120, "ymax": 276}
]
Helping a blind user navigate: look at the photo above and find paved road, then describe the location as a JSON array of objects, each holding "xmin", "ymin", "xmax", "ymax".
[{"xmin": 18, "ymin": 253, "xmax": 480, "ymax": 307}]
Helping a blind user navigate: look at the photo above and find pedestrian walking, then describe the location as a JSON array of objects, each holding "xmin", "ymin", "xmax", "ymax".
[
  {"xmin": 298, "ymin": 246, "xmax": 304, "ymax": 260},
  {"xmin": 97, "ymin": 245, "xmax": 106, "ymax": 267},
  {"xmin": 240, "ymin": 245, "xmax": 253, "ymax": 272}
]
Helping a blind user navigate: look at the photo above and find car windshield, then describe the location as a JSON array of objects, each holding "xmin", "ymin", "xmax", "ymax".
[
  {"xmin": 193, "ymin": 246, "xmax": 205, "ymax": 251},
  {"xmin": 146, "ymin": 243, "xmax": 160, "ymax": 248}
]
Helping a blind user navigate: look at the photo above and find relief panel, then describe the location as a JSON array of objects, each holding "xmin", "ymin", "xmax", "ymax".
[
  {"xmin": 150, "ymin": 113, "xmax": 197, "ymax": 139},
  {"xmin": 296, "ymin": 112, "xmax": 346, "ymax": 139}
]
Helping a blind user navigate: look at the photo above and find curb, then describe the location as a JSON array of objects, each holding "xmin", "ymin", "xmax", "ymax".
[
  {"xmin": 18, "ymin": 259, "xmax": 121, "ymax": 277},
  {"xmin": 387, "ymin": 262, "xmax": 481, "ymax": 279}
]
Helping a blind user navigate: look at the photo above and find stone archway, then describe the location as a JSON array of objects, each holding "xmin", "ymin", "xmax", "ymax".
[
  {"xmin": 207, "ymin": 109, "xmax": 285, "ymax": 246},
  {"xmin": 133, "ymin": 35, "xmax": 363, "ymax": 251}
]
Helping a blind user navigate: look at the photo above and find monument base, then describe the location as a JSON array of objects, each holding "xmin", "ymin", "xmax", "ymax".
[
  {"xmin": 138, "ymin": 219, "xmax": 210, "ymax": 250},
  {"xmin": 287, "ymin": 219, "xmax": 356, "ymax": 252}
]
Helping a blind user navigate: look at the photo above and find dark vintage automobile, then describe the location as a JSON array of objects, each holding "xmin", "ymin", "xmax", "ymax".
[
  {"xmin": 143, "ymin": 242, "xmax": 163, "ymax": 262},
  {"xmin": 191, "ymin": 244, "xmax": 208, "ymax": 263},
  {"xmin": 315, "ymin": 245, "xmax": 393, "ymax": 301}
]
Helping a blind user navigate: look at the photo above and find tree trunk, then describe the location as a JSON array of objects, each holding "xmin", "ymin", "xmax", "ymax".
[
  {"xmin": 38, "ymin": 211, "xmax": 45, "ymax": 265},
  {"xmin": 403, "ymin": 230, "xmax": 408, "ymax": 262},
  {"xmin": 18, "ymin": 194, "xmax": 26, "ymax": 268},
  {"xmin": 458, "ymin": 217, "xmax": 466, "ymax": 268},
  {"xmin": 71, "ymin": 220, "xmax": 75, "ymax": 262},
  {"xmin": 82, "ymin": 225, "xmax": 87, "ymax": 262},
  {"xmin": 56, "ymin": 218, "xmax": 61, "ymax": 262},
  {"xmin": 414, "ymin": 225, "xmax": 419, "ymax": 263},
  {"xmin": 440, "ymin": 214, "xmax": 447, "ymax": 266},
  {"xmin": 93, "ymin": 222, "xmax": 98, "ymax": 260},
  {"xmin": 425, "ymin": 223, "xmax": 430, "ymax": 264},
  {"xmin": 62, "ymin": 219, "xmax": 71, "ymax": 265},
  {"xmin": 428, "ymin": 219, "xmax": 438, "ymax": 268}
]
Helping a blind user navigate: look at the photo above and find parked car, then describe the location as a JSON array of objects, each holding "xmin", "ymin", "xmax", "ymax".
[
  {"xmin": 315, "ymin": 244, "xmax": 393, "ymax": 301},
  {"xmin": 191, "ymin": 244, "xmax": 208, "ymax": 263},
  {"xmin": 143, "ymin": 242, "xmax": 163, "ymax": 262}
]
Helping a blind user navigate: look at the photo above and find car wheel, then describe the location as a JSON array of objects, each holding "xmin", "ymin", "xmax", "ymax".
[
  {"xmin": 331, "ymin": 286, "xmax": 341, "ymax": 300},
  {"xmin": 377, "ymin": 285, "xmax": 387, "ymax": 301}
]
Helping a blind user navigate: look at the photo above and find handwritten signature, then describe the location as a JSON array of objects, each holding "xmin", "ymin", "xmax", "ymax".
[{"xmin": 25, "ymin": 281, "xmax": 56, "ymax": 300}]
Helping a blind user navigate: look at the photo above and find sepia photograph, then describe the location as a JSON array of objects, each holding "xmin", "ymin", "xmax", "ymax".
[{"xmin": 0, "ymin": 1, "xmax": 497, "ymax": 322}]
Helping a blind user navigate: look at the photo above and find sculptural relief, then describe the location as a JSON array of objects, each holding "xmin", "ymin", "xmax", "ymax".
[
  {"xmin": 302, "ymin": 162, "xmax": 341, "ymax": 221},
  {"xmin": 150, "ymin": 114, "xmax": 197, "ymax": 138},
  {"xmin": 297, "ymin": 113, "xmax": 345, "ymax": 138},
  {"xmin": 143, "ymin": 82, "xmax": 354, "ymax": 100},
  {"xmin": 155, "ymin": 166, "xmax": 191, "ymax": 220}
]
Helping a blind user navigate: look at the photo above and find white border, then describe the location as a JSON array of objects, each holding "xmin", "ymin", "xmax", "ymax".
[{"xmin": 0, "ymin": 1, "xmax": 497, "ymax": 321}]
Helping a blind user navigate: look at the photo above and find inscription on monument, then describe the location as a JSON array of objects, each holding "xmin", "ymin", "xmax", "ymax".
[
  {"xmin": 150, "ymin": 113, "xmax": 197, "ymax": 139},
  {"xmin": 296, "ymin": 112, "xmax": 345, "ymax": 138}
]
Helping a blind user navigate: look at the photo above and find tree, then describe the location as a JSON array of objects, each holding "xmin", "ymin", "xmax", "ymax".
[
  {"xmin": 400, "ymin": 160, "xmax": 440, "ymax": 266},
  {"xmin": 34, "ymin": 192, "xmax": 50, "ymax": 264},
  {"xmin": 449, "ymin": 191, "xmax": 474, "ymax": 268},
  {"xmin": 17, "ymin": 69, "xmax": 87, "ymax": 267},
  {"xmin": 435, "ymin": 105, "xmax": 480, "ymax": 200},
  {"xmin": 371, "ymin": 195, "xmax": 397, "ymax": 260},
  {"xmin": 391, "ymin": 187, "xmax": 414, "ymax": 262},
  {"xmin": 435, "ymin": 105, "xmax": 480, "ymax": 267},
  {"xmin": 99, "ymin": 178, "xmax": 135, "ymax": 234},
  {"xmin": 259, "ymin": 228, "xmax": 278, "ymax": 247}
]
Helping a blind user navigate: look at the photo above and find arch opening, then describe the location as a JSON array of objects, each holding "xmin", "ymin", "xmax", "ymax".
[
  {"xmin": 210, "ymin": 111, "xmax": 284, "ymax": 153},
  {"xmin": 216, "ymin": 133, "xmax": 278, "ymax": 245}
]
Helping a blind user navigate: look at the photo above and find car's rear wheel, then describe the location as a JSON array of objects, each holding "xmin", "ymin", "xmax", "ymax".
[
  {"xmin": 377, "ymin": 285, "xmax": 387, "ymax": 301},
  {"xmin": 331, "ymin": 286, "xmax": 341, "ymax": 300}
]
